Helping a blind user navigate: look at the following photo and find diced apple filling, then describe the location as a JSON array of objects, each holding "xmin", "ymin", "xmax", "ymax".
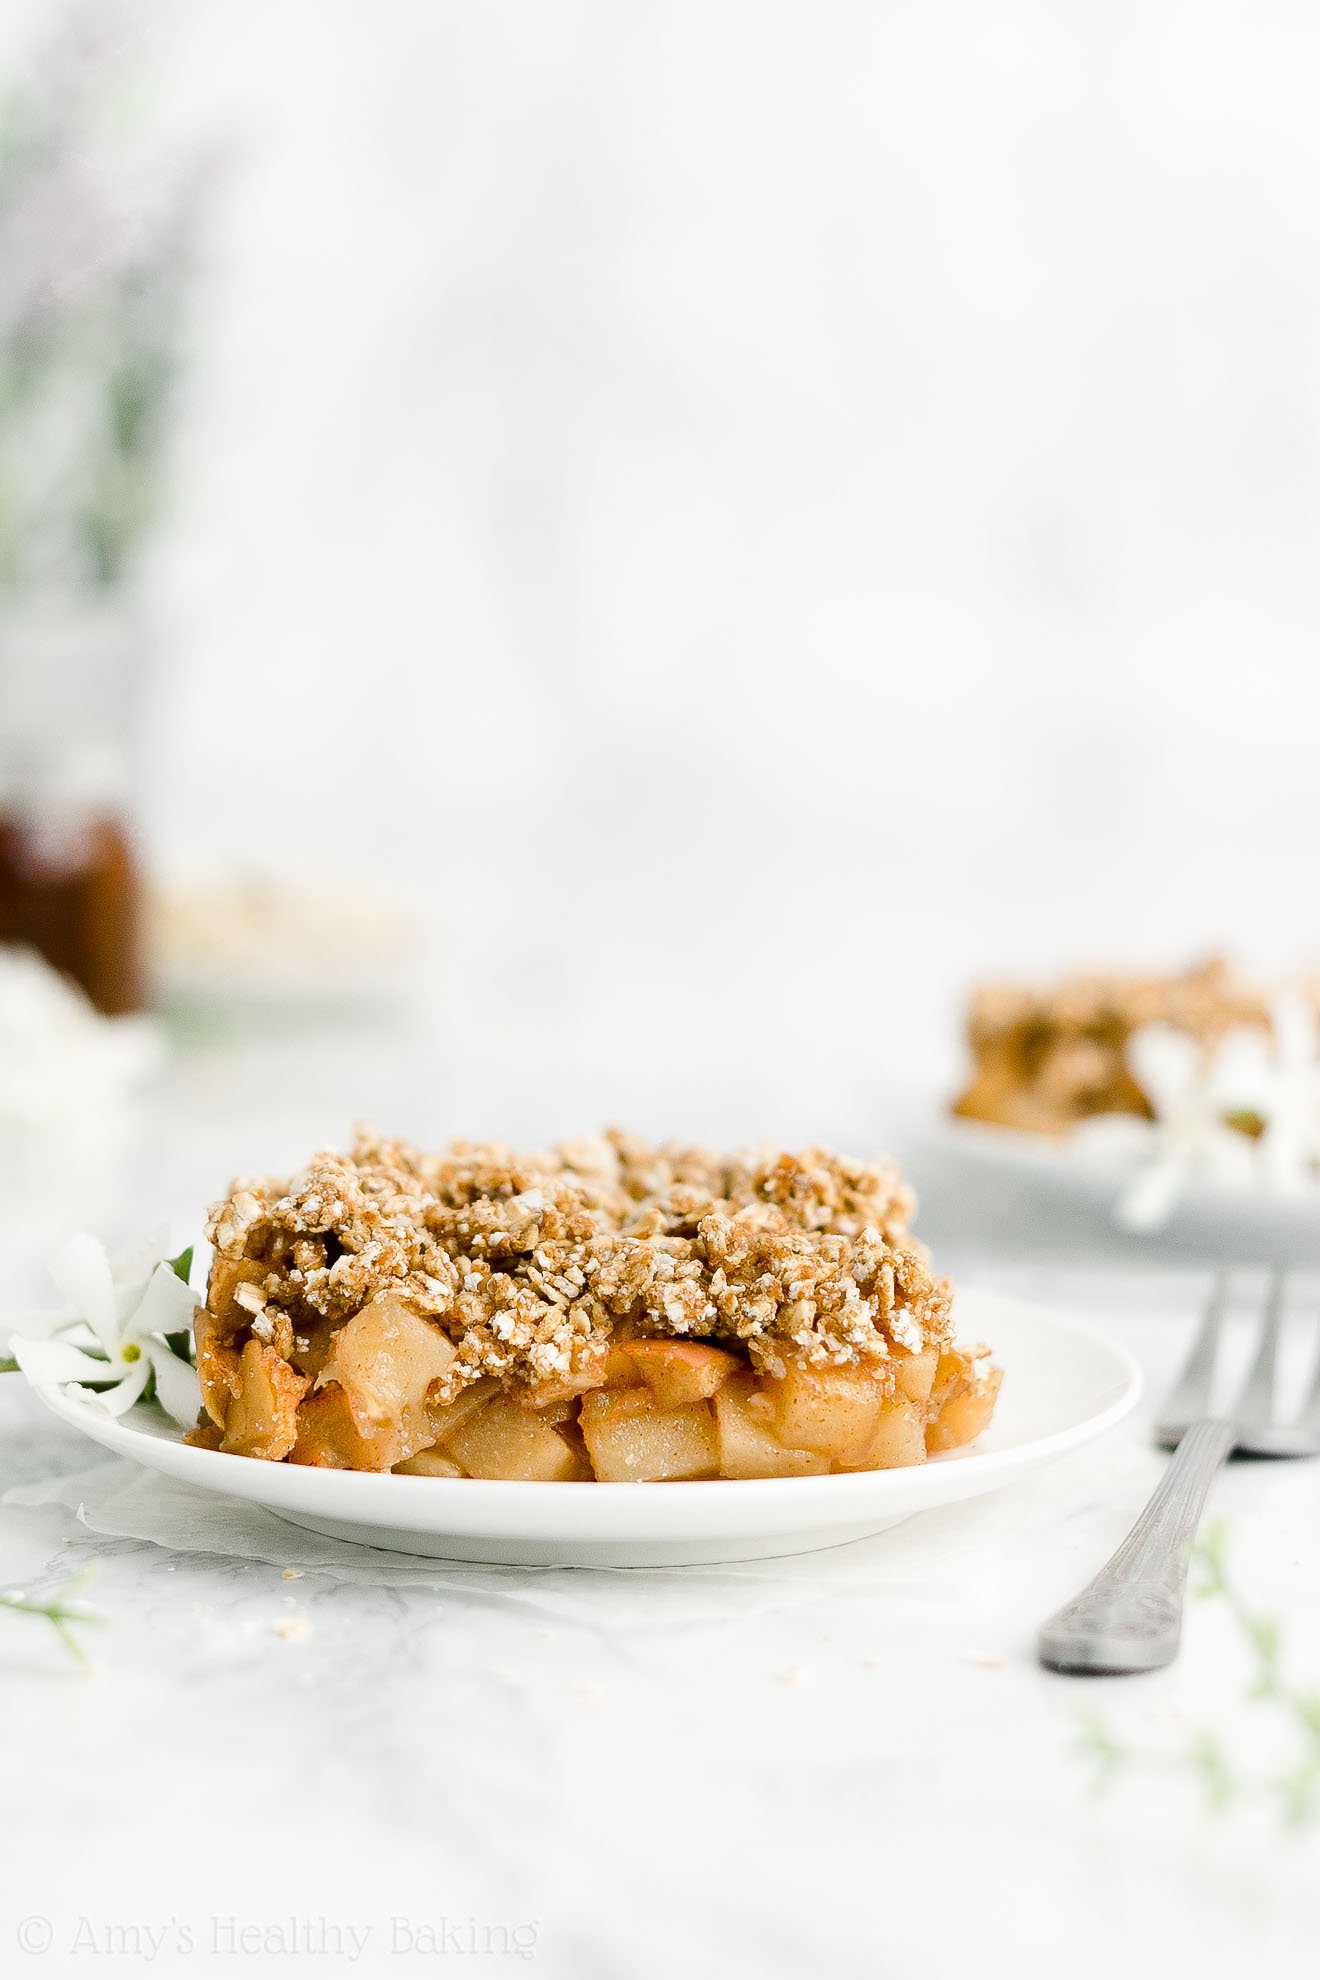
[
  {"xmin": 197, "ymin": 1288, "xmax": 1000, "ymax": 1480},
  {"xmin": 195, "ymin": 1256, "xmax": 268, "ymax": 1427},
  {"xmin": 379, "ymin": 1344, "xmax": 1000, "ymax": 1481},
  {"xmin": 285, "ymin": 1290, "xmax": 460, "ymax": 1469},
  {"xmin": 763, "ymin": 1361, "xmax": 896, "ymax": 1467}
]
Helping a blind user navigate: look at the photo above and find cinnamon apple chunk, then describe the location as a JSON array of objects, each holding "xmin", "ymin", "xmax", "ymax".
[
  {"xmin": 893, "ymin": 1346, "xmax": 939, "ymax": 1404},
  {"xmin": 221, "ymin": 1339, "xmax": 309, "ymax": 1460},
  {"xmin": 393, "ymin": 1448, "xmax": 466, "ymax": 1478},
  {"xmin": 290, "ymin": 1381, "xmax": 405, "ymax": 1469},
  {"xmin": 843, "ymin": 1393, "xmax": 927, "ymax": 1470},
  {"xmin": 714, "ymin": 1373, "xmax": 829, "ymax": 1479},
  {"xmin": 519, "ymin": 1341, "xmax": 637, "ymax": 1409},
  {"xmin": 196, "ymin": 1256, "xmax": 269, "ymax": 1427},
  {"xmin": 317, "ymin": 1290, "xmax": 456, "ymax": 1440},
  {"xmin": 578, "ymin": 1387, "xmax": 719, "ymax": 1481},
  {"xmin": 193, "ymin": 1303, "xmax": 242, "ymax": 1430},
  {"xmin": 445, "ymin": 1394, "xmax": 587, "ymax": 1481},
  {"xmin": 926, "ymin": 1349, "xmax": 1002, "ymax": 1454},
  {"xmin": 761, "ymin": 1360, "xmax": 893, "ymax": 1468},
  {"xmin": 425, "ymin": 1376, "xmax": 499, "ymax": 1446},
  {"xmin": 623, "ymin": 1339, "xmax": 740, "ymax": 1408}
]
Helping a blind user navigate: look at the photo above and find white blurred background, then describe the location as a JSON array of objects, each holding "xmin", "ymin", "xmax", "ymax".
[{"xmin": 5, "ymin": 0, "xmax": 1320, "ymax": 1152}]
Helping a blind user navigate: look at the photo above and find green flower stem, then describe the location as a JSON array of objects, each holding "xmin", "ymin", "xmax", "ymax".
[
  {"xmin": 0, "ymin": 1567, "xmax": 102, "ymax": 1668},
  {"xmin": 1082, "ymin": 1520, "xmax": 1320, "ymax": 1828}
]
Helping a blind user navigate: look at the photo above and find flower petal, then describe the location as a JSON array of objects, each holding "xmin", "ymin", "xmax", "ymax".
[
  {"xmin": 110, "ymin": 1227, "xmax": 173, "ymax": 1288},
  {"xmin": 1206, "ymin": 1026, "xmax": 1274, "ymax": 1113},
  {"xmin": 87, "ymin": 1355, "xmax": 152, "ymax": 1417},
  {"xmin": 1125, "ymin": 1025, "xmax": 1203, "ymax": 1123},
  {"xmin": 1257, "ymin": 1121, "xmax": 1311, "ymax": 1195},
  {"xmin": 1270, "ymin": 990, "xmax": 1318, "ymax": 1072},
  {"xmin": 1114, "ymin": 1147, "xmax": 1192, "ymax": 1232},
  {"xmin": 144, "ymin": 1341, "xmax": 202, "ymax": 1428},
  {"xmin": 125, "ymin": 1262, "xmax": 198, "ymax": 1344},
  {"xmin": 10, "ymin": 1337, "xmax": 125, "ymax": 1387},
  {"xmin": 47, "ymin": 1234, "xmax": 120, "ymax": 1357},
  {"xmin": 0, "ymin": 1302, "xmax": 81, "ymax": 1342}
]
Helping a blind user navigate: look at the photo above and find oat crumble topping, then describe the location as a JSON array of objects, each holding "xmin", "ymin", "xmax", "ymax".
[
  {"xmin": 205, "ymin": 1129, "xmax": 949, "ymax": 1400},
  {"xmin": 965, "ymin": 956, "xmax": 1266, "ymax": 1054}
]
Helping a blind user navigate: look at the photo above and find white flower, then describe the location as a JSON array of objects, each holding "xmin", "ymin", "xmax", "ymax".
[
  {"xmin": 6, "ymin": 1234, "xmax": 201, "ymax": 1428},
  {"xmin": 1071, "ymin": 1022, "xmax": 1265, "ymax": 1232},
  {"xmin": 1252, "ymin": 992, "xmax": 1320, "ymax": 1195}
]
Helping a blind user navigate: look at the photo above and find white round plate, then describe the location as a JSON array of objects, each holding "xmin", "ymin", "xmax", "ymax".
[
  {"xmin": 25, "ymin": 1289, "xmax": 1139, "ymax": 1568},
  {"xmin": 935, "ymin": 1114, "xmax": 1320, "ymax": 1262}
]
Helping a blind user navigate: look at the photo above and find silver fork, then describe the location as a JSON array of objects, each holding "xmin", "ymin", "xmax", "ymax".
[{"xmin": 1038, "ymin": 1270, "xmax": 1320, "ymax": 1676}]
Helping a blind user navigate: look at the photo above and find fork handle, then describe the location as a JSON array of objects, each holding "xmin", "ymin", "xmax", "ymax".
[{"xmin": 1038, "ymin": 1418, "xmax": 1237, "ymax": 1675}]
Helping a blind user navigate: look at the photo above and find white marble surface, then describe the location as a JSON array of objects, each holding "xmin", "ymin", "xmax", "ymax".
[{"xmin": 3, "ymin": 1065, "xmax": 1320, "ymax": 1979}]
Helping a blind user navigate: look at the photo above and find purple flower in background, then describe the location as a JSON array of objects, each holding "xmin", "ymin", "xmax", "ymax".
[{"xmin": 0, "ymin": 1, "xmax": 211, "ymax": 588}]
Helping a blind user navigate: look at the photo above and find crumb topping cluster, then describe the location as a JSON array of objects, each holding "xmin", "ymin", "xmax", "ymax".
[
  {"xmin": 967, "ymin": 956, "xmax": 1267, "ymax": 1051},
  {"xmin": 206, "ymin": 1130, "xmax": 950, "ymax": 1397}
]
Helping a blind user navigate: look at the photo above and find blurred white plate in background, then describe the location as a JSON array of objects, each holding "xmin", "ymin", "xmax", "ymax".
[
  {"xmin": 24, "ymin": 1290, "xmax": 1139, "ymax": 1567},
  {"xmin": 931, "ymin": 1113, "xmax": 1320, "ymax": 1264}
]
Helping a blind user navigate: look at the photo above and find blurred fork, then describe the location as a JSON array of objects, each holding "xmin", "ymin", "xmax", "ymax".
[{"xmin": 1038, "ymin": 1270, "xmax": 1320, "ymax": 1676}]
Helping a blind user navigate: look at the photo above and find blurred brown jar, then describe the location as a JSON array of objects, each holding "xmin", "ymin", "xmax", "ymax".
[{"xmin": 0, "ymin": 744, "xmax": 144, "ymax": 1016}]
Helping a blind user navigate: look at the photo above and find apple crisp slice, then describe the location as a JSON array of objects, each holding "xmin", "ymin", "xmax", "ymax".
[
  {"xmin": 188, "ymin": 1130, "xmax": 999, "ymax": 1480},
  {"xmin": 952, "ymin": 955, "xmax": 1267, "ymax": 1137}
]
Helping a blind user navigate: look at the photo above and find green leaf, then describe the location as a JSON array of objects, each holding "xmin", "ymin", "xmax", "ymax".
[{"xmin": 167, "ymin": 1246, "xmax": 194, "ymax": 1287}]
